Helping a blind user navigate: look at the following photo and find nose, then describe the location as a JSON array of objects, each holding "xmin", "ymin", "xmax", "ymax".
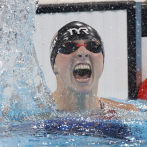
[{"xmin": 76, "ymin": 46, "xmax": 89, "ymax": 59}]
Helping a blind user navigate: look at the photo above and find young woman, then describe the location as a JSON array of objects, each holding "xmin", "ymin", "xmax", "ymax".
[
  {"xmin": 0, "ymin": 21, "xmax": 138, "ymax": 122},
  {"xmin": 50, "ymin": 21, "xmax": 139, "ymax": 112}
]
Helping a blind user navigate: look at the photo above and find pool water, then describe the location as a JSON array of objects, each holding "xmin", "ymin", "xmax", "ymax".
[
  {"xmin": 0, "ymin": 134, "xmax": 134, "ymax": 147},
  {"xmin": 1, "ymin": 114, "xmax": 147, "ymax": 146},
  {"xmin": 1, "ymin": 99, "xmax": 147, "ymax": 147}
]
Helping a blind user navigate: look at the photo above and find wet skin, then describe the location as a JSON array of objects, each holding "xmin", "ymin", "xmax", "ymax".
[
  {"xmin": 53, "ymin": 40, "xmax": 139, "ymax": 112},
  {"xmin": 54, "ymin": 40, "xmax": 103, "ymax": 93}
]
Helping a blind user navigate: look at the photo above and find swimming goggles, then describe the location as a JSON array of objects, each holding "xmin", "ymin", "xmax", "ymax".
[{"xmin": 58, "ymin": 41, "xmax": 103, "ymax": 54}]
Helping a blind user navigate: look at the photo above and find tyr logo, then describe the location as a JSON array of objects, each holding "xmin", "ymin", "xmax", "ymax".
[{"xmin": 67, "ymin": 27, "xmax": 89, "ymax": 35}]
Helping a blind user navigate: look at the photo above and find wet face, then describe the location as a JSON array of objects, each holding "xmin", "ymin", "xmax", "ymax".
[{"xmin": 54, "ymin": 40, "xmax": 104, "ymax": 93}]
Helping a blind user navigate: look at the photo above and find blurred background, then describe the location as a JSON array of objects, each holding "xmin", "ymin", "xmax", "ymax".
[{"xmin": 33, "ymin": 0, "xmax": 147, "ymax": 100}]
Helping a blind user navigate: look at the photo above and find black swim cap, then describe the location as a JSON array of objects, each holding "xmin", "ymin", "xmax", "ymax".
[{"xmin": 50, "ymin": 21, "xmax": 104, "ymax": 70}]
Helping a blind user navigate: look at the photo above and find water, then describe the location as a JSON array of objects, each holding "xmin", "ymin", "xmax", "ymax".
[
  {"xmin": 0, "ymin": 112, "xmax": 147, "ymax": 146},
  {"xmin": 0, "ymin": 0, "xmax": 147, "ymax": 146},
  {"xmin": 0, "ymin": 0, "xmax": 56, "ymax": 121}
]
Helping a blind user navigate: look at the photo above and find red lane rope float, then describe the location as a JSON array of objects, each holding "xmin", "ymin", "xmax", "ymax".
[{"xmin": 138, "ymin": 78, "xmax": 147, "ymax": 100}]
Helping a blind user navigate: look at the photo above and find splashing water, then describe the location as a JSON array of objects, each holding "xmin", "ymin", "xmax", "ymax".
[{"xmin": 0, "ymin": 0, "xmax": 57, "ymax": 122}]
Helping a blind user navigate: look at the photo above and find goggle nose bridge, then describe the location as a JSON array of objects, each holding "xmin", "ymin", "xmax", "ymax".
[{"xmin": 76, "ymin": 44, "xmax": 87, "ymax": 48}]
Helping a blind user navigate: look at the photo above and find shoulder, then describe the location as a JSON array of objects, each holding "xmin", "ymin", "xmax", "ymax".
[{"xmin": 100, "ymin": 97, "xmax": 139, "ymax": 111}]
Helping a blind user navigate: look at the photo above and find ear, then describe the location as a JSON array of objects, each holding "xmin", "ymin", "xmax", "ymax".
[{"xmin": 53, "ymin": 64, "xmax": 59, "ymax": 75}]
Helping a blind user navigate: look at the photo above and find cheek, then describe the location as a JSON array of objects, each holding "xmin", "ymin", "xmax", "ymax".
[
  {"xmin": 55, "ymin": 54, "xmax": 73, "ymax": 75},
  {"xmin": 93, "ymin": 54, "xmax": 104, "ymax": 76},
  {"xmin": 93, "ymin": 54, "xmax": 103, "ymax": 68}
]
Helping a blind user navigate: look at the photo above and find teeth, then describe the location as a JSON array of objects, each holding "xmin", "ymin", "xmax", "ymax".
[
  {"xmin": 76, "ymin": 78, "xmax": 89, "ymax": 82},
  {"xmin": 75, "ymin": 64, "xmax": 90, "ymax": 70}
]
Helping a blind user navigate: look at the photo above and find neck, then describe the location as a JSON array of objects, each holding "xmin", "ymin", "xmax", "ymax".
[{"xmin": 53, "ymin": 86, "xmax": 99, "ymax": 112}]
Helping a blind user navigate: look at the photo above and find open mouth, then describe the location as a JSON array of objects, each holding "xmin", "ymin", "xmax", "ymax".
[{"xmin": 73, "ymin": 64, "xmax": 92, "ymax": 83}]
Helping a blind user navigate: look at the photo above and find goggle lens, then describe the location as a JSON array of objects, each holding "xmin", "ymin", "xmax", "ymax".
[
  {"xmin": 87, "ymin": 41, "xmax": 102, "ymax": 53},
  {"xmin": 58, "ymin": 41, "xmax": 102, "ymax": 54}
]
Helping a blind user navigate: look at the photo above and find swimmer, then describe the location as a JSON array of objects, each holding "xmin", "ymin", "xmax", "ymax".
[{"xmin": 50, "ymin": 21, "xmax": 139, "ymax": 112}]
